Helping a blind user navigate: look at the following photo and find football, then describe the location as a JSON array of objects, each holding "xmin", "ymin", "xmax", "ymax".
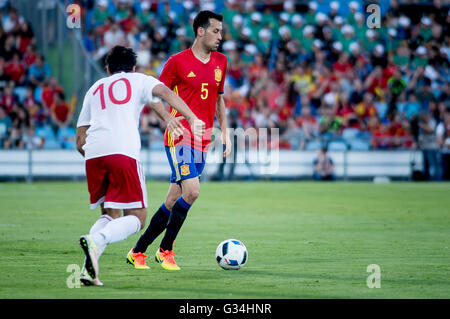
[{"xmin": 215, "ymin": 239, "xmax": 248, "ymax": 270}]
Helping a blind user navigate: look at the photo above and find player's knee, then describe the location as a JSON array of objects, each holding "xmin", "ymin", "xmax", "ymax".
[
  {"xmin": 124, "ymin": 209, "xmax": 147, "ymax": 230},
  {"xmin": 184, "ymin": 186, "xmax": 200, "ymax": 203},
  {"xmin": 165, "ymin": 197, "xmax": 177, "ymax": 211},
  {"xmin": 104, "ymin": 208, "xmax": 121, "ymax": 219},
  {"xmin": 138, "ymin": 216, "xmax": 147, "ymax": 230},
  {"xmin": 137, "ymin": 213, "xmax": 147, "ymax": 230}
]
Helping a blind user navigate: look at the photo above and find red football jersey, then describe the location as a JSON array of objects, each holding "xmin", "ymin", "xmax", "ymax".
[{"xmin": 160, "ymin": 48, "xmax": 227, "ymax": 152}]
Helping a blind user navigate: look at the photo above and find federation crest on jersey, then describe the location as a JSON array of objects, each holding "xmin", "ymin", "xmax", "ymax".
[
  {"xmin": 180, "ymin": 164, "xmax": 190, "ymax": 176},
  {"xmin": 214, "ymin": 67, "xmax": 222, "ymax": 82}
]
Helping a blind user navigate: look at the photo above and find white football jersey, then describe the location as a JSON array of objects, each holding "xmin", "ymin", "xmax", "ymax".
[{"xmin": 77, "ymin": 71, "xmax": 163, "ymax": 161}]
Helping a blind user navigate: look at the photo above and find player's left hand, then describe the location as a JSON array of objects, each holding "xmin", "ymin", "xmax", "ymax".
[
  {"xmin": 167, "ymin": 116, "xmax": 185, "ymax": 140},
  {"xmin": 221, "ymin": 131, "xmax": 232, "ymax": 158}
]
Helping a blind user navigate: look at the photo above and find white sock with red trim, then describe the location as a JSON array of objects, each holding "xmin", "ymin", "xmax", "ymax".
[{"xmin": 90, "ymin": 215, "xmax": 141, "ymax": 254}]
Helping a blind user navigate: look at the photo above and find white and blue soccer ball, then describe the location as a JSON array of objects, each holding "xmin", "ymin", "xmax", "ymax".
[{"xmin": 215, "ymin": 239, "xmax": 248, "ymax": 270}]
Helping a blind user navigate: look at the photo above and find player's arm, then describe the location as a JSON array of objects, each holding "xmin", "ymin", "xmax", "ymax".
[
  {"xmin": 148, "ymin": 101, "xmax": 184, "ymax": 140},
  {"xmin": 216, "ymin": 94, "xmax": 232, "ymax": 157},
  {"xmin": 152, "ymin": 84, "xmax": 205, "ymax": 141},
  {"xmin": 76, "ymin": 87, "xmax": 92, "ymax": 157},
  {"xmin": 76, "ymin": 125, "xmax": 89, "ymax": 157}
]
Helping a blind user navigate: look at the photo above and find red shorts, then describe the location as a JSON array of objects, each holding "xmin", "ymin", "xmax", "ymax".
[{"xmin": 85, "ymin": 154, "xmax": 147, "ymax": 210}]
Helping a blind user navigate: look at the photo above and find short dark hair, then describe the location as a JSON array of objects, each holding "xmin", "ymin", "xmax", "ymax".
[
  {"xmin": 105, "ymin": 46, "xmax": 136, "ymax": 74},
  {"xmin": 193, "ymin": 10, "xmax": 223, "ymax": 37}
]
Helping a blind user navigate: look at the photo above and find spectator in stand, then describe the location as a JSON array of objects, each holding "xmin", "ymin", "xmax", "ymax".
[
  {"xmin": 296, "ymin": 103, "xmax": 319, "ymax": 146},
  {"xmin": 50, "ymin": 91, "xmax": 72, "ymax": 134},
  {"xmin": 23, "ymin": 85, "xmax": 38, "ymax": 118},
  {"xmin": 418, "ymin": 110, "xmax": 441, "ymax": 180},
  {"xmin": 40, "ymin": 77, "xmax": 63, "ymax": 110},
  {"xmin": 372, "ymin": 121, "xmax": 393, "ymax": 149},
  {"xmin": 319, "ymin": 104, "xmax": 342, "ymax": 139},
  {"xmin": 2, "ymin": 126, "xmax": 21, "ymax": 149},
  {"xmin": 103, "ymin": 21, "xmax": 126, "ymax": 50},
  {"xmin": 0, "ymin": 59, "xmax": 10, "ymax": 90},
  {"xmin": 114, "ymin": 0, "xmax": 131, "ymax": 21},
  {"xmin": 83, "ymin": 29, "xmax": 97, "ymax": 55},
  {"xmin": 28, "ymin": 54, "xmax": 51, "ymax": 88},
  {"xmin": 436, "ymin": 109, "xmax": 450, "ymax": 180},
  {"xmin": 2, "ymin": 6, "xmax": 22, "ymax": 34},
  {"xmin": 0, "ymin": 34, "xmax": 20, "ymax": 62},
  {"xmin": 4, "ymin": 51, "xmax": 26, "ymax": 85},
  {"xmin": 16, "ymin": 20, "xmax": 34, "ymax": 54},
  {"xmin": 150, "ymin": 27, "xmax": 170, "ymax": 56},
  {"xmin": 0, "ymin": 106, "xmax": 12, "ymax": 146},
  {"xmin": 281, "ymin": 117, "xmax": 304, "ymax": 150},
  {"xmin": 23, "ymin": 43, "xmax": 38, "ymax": 68},
  {"xmin": 313, "ymin": 146, "xmax": 335, "ymax": 181},
  {"xmin": 22, "ymin": 125, "xmax": 42, "ymax": 150},
  {"xmin": 1, "ymin": 82, "xmax": 17, "ymax": 114},
  {"xmin": 387, "ymin": 69, "xmax": 407, "ymax": 117},
  {"xmin": 92, "ymin": 0, "xmax": 111, "ymax": 28},
  {"xmin": 355, "ymin": 92, "xmax": 378, "ymax": 127}
]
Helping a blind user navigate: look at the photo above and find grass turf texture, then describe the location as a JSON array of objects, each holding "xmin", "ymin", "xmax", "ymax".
[{"xmin": 0, "ymin": 181, "xmax": 449, "ymax": 299}]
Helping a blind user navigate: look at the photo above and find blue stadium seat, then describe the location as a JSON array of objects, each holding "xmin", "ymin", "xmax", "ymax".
[
  {"xmin": 36, "ymin": 126, "xmax": 62, "ymax": 149},
  {"xmin": 342, "ymin": 128, "xmax": 360, "ymax": 140},
  {"xmin": 149, "ymin": 140, "xmax": 165, "ymax": 150},
  {"xmin": 327, "ymin": 141, "xmax": 348, "ymax": 151},
  {"xmin": 349, "ymin": 139, "xmax": 371, "ymax": 151},
  {"xmin": 42, "ymin": 139, "xmax": 62, "ymax": 150},
  {"xmin": 57, "ymin": 127, "xmax": 76, "ymax": 149},
  {"xmin": 374, "ymin": 102, "xmax": 388, "ymax": 119},
  {"xmin": 305, "ymin": 140, "xmax": 322, "ymax": 151},
  {"xmin": 35, "ymin": 126, "xmax": 56, "ymax": 140}
]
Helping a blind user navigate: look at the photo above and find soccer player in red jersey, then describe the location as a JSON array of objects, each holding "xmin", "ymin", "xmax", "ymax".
[{"xmin": 128, "ymin": 11, "xmax": 231, "ymax": 270}]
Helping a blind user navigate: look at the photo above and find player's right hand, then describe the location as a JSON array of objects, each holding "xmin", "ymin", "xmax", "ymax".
[
  {"xmin": 167, "ymin": 117, "xmax": 185, "ymax": 140},
  {"xmin": 189, "ymin": 118, "xmax": 205, "ymax": 142}
]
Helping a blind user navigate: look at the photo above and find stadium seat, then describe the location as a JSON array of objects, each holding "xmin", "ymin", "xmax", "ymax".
[
  {"xmin": 42, "ymin": 139, "xmax": 62, "ymax": 150},
  {"xmin": 374, "ymin": 102, "xmax": 388, "ymax": 119},
  {"xmin": 348, "ymin": 139, "xmax": 371, "ymax": 151},
  {"xmin": 35, "ymin": 126, "xmax": 56, "ymax": 140},
  {"xmin": 342, "ymin": 128, "xmax": 360, "ymax": 140},
  {"xmin": 57, "ymin": 127, "xmax": 76, "ymax": 149},
  {"xmin": 36, "ymin": 126, "xmax": 62, "ymax": 149},
  {"xmin": 149, "ymin": 140, "xmax": 165, "ymax": 150},
  {"xmin": 327, "ymin": 141, "xmax": 348, "ymax": 151},
  {"xmin": 305, "ymin": 140, "xmax": 322, "ymax": 151}
]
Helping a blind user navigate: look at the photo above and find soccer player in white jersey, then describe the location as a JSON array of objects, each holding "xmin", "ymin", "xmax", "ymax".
[{"xmin": 75, "ymin": 46, "xmax": 205, "ymax": 286}]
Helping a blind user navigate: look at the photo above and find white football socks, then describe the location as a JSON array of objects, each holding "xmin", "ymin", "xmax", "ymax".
[
  {"xmin": 88, "ymin": 214, "xmax": 113, "ymax": 258},
  {"xmin": 90, "ymin": 215, "xmax": 141, "ymax": 255},
  {"xmin": 90, "ymin": 214, "xmax": 113, "ymax": 234}
]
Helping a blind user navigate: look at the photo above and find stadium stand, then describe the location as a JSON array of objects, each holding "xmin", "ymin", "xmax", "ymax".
[
  {"xmin": 0, "ymin": 2, "xmax": 74, "ymax": 150},
  {"xmin": 0, "ymin": 0, "xmax": 449, "ymax": 180}
]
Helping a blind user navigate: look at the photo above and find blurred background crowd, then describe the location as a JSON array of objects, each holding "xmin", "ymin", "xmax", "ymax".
[{"xmin": 0, "ymin": 0, "xmax": 449, "ymax": 180}]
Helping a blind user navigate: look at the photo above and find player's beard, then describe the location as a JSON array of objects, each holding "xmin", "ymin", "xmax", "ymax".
[{"xmin": 209, "ymin": 42, "xmax": 220, "ymax": 52}]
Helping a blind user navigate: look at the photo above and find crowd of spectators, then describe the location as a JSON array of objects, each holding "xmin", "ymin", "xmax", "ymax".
[
  {"xmin": 79, "ymin": 0, "xmax": 449, "ymax": 179},
  {"xmin": 2, "ymin": 0, "xmax": 449, "ymax": 180},
  {"xmin": 0, "ymin": 2, "xmax": 74, "ymax": 150}
]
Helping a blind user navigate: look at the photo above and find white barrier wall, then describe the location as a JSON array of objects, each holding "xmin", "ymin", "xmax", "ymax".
[{"xmin": 0, "ymin": 149, "xmax": 422, "ymax": 180}]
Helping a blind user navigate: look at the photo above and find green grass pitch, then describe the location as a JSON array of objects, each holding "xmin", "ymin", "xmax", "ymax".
[{"xmin": 0, "ymin": 181, "xmax": 449, "ymax": 298}]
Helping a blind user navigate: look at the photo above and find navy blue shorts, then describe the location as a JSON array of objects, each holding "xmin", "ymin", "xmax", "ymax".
[{"xmin": 165, "ymin": 144, "xmax": 207, "ymax": 184}]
